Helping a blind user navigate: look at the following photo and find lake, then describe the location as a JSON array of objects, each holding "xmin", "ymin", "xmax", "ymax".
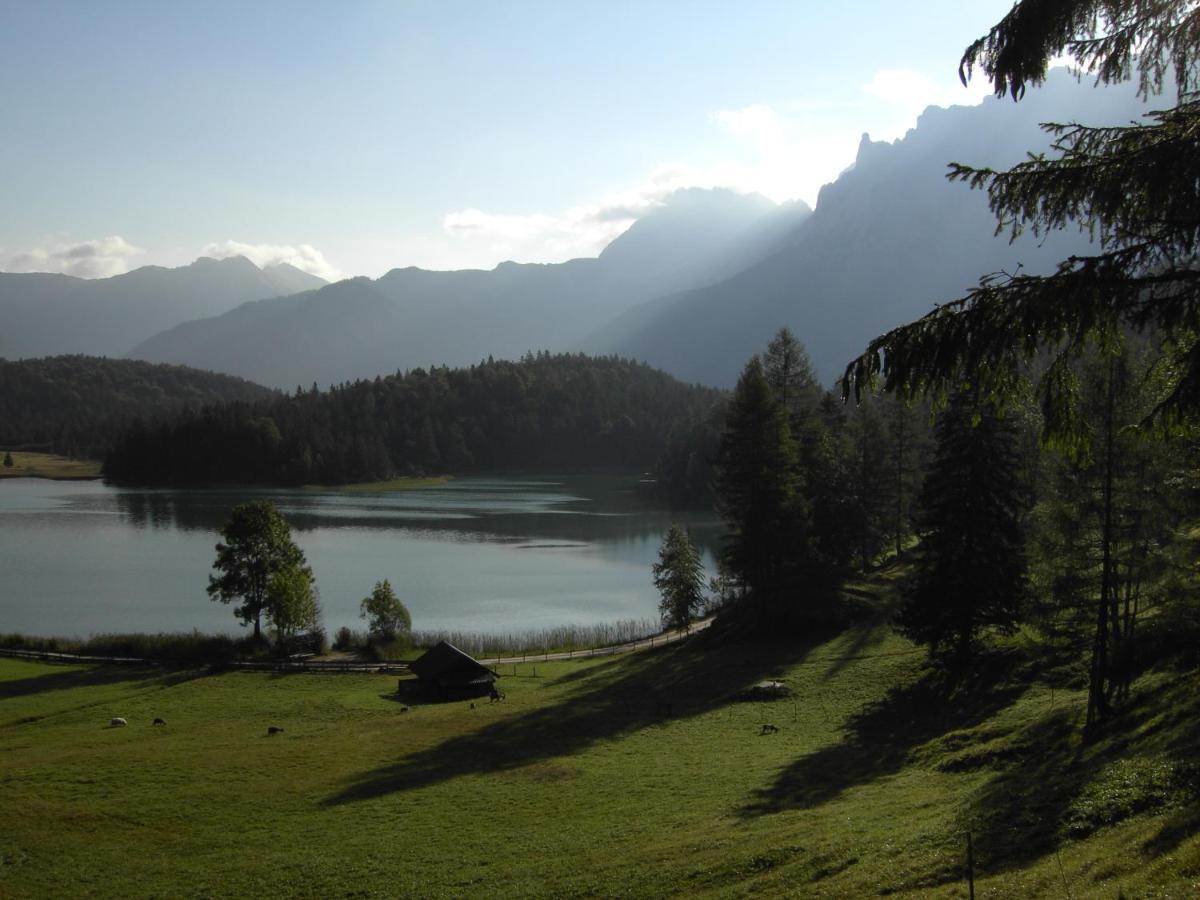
[{"xmin": 0, "ymin": 475, "xmax": 720, "ymax": 639}]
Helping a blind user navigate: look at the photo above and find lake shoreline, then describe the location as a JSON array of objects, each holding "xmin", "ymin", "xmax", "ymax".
[
  {"xmin": 302, "ymin": 475, "xmax": 453, "ymax": 493},
  {"xmin": 0, "ymin": 451, "xmax": 102, "ymax": 481}
]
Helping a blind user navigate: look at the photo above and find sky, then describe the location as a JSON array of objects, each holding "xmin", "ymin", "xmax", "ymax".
[{"xmin": 0, "ymin": 1, "xmax": 1016, "ymax": 281}]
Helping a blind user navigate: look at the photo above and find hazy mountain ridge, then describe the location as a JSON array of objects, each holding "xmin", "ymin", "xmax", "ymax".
[
  {"xmin": 7, "ymin": 71, "xmax": 1152, "ymax": 390},
  {"xmin": 582, "ymin": 70, "xmax": 1153, "ymax": 386},
  {"xmin": 0, "ymin": 255, "xmax": 326, "ymax": 360},
  {"xmin": 128, "ymin": 189, "xmax": 808, "ymax": 388}
]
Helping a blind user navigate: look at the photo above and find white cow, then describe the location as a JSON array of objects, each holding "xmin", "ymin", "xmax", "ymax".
[{"xmin": 110, "ymin": 717, "xmax": 127, "ymax": 727}]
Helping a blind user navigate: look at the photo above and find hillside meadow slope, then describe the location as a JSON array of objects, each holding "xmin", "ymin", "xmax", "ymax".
[{"xmin": 1, "ymin": 602, "xmax": 1196, "ymax": 897}]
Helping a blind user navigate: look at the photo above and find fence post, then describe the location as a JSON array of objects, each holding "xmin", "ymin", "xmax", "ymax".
[{"xmin": 966, "ymin": 831, "xmax": 975, "ymax": 900}]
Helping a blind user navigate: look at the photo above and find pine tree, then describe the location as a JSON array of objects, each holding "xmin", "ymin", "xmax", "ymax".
[
  {"xmin": 846, "ymin": 1, "xmax": 1200, "ymax": 441},
  {"xmin": 764, "ymin": 326, "xmax": 820, "ymax": 419},
  {"xmin": 714, "ymin": 357, "xmax": 805, "ymax": 619},
  {"xmin": 652, "ymin": 524, "xmax": 706, "ymax": 630},
  {"xmin": 899, "ymin": 395, "xmax": 1028, "ymax": 667},
  {"xmin": 2, "ymin": 451, "xmax": 13, "ymax": 468}
]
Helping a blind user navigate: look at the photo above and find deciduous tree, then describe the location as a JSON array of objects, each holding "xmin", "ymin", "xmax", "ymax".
[
  {"xmin": 360, "ymin": 579, "xmax": 412, "ymax": 642},
  {"xmin": 267, "ymin": 565, "xmax": 319, "ymax": 646},
  {"xmin": 208, "ymin": 500, "xmax": 311, "ymax": 641}
]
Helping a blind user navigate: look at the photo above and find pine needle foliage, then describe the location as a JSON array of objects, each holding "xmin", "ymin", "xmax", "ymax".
[
  {"xmin": 652, "ymin": 523, "xmax": 707, "ymax": 630},
  {"xmin": 845, "ymin": 0, "xmax": 1200, "ymax": 445}
]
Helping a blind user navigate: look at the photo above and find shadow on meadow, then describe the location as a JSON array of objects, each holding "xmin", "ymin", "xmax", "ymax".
[
  {"xmin": 969, "ymin": 669, "xmax": 1200, "ymax": 874},
  {"xmin": 324, "ymin": 632, "xmax": 818, "ymax": 806},
  {"xmin": 0, "ymin": 664, "xmax": 168, "ymax": 703},
  {"xmin": 739, "ymin": 651, "xmax": 1029, "ymax": 818}
]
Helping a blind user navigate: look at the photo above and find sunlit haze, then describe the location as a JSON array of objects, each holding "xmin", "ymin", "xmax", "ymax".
[{"xmin": 1, "ymin": 1, "xmax": 1010, "ymax": 280}]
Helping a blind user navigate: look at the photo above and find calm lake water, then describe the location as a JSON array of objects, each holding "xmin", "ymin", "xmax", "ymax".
[{"xmin": 0, "ymin": 475, "xmax": 720, "ymax": 638}]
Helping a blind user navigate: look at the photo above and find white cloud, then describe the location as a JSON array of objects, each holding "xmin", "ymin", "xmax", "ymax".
[
  {"xmin": 437, "ymin": 188, "xmax": 668, "ymax": 269},
  {"xmin": 7, "ymin": 235, "xmax": 145, "ymax": 278},
  {"xmin": 202, "ymin": 240, "xmax": 341, "ymax": 281}
]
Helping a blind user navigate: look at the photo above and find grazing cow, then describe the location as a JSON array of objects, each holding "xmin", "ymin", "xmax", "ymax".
[
  {"xmin": 110, "ymin": 717, "xmax": 127, "ymax": 728},
  {"xmin": 152, "ymin": 718, "xmax": 166, "ymax": 726},
  {"xmin": 489, "ymin": 687, "xmax": 505, "ymax": 703},
  {"xmin": 400, "ymin": 706, "xmax": 409, "ymax": 713},
  {"xmin": 267, "ymin": 726, "xmax": 284, "ymax": 735},
  {"xmin": 760, "ymin": 723, "xmax": 779, "ymax": 735}
]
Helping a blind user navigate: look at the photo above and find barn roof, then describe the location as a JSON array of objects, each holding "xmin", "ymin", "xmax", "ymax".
[{"xmin": 409, "ymin": 641, "xmax": 498, "ymax": 686}]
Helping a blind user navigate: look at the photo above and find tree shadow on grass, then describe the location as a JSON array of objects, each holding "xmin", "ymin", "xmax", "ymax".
[
  {"xmin": 324, "ymin": 634, "xmax": 818, "ymax": 806},
  {"xmin": 739, "ymin": 651, "xmax": 1029, "ymax": 817},
  {"xmin": 820, "ymin": 617, "xmax": 896, "ymax": 681},
  {"xmin": 0, "ymin": 664, "xmax": 169, "ymax": 702},
  {"xmin": 962, "ymin": 707, "xmax": 1084, "ymax": 871},
  {"xmin": 962, "ymin": 668, "xmax": 1199, "ymax": 875}
]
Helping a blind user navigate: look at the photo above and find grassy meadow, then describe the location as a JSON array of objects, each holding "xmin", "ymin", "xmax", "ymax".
[
  {"xmin": 0, "ymin": 451, "xmax": 101, "ymax": 480},
  {"xmin": 1, "ymin": 611, "xmax": 1196, "ymax": 898},
  {"xmin": 303, "ymin": 475, "xmax": 452, "ymax": 493}
]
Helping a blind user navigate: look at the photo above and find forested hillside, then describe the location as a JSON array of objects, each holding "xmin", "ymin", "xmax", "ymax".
[
  {"xmin": 103, "ymin": 353, "xmax": 723, "ymax": 485},
  {"xmin": 0, "ymin": 356, "xmax": 276, "ymax": 459}
]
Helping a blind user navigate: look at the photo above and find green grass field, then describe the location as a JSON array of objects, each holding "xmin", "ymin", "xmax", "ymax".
[
  {"xmin": 1, "ymin": 619, "xmax": 1196, "ymax": 898},
  {"xmin": 0, "ymin": 451, "xmax": 101, "ymax": 480},
  {"xmin": 303, "ymin": 475, "xmax": 452, "ymax": 493}
]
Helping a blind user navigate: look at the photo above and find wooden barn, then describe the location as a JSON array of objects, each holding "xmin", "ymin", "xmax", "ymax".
[{"xmin": 408, "ymin": 641, "xmax": 499, "ymax": 697}]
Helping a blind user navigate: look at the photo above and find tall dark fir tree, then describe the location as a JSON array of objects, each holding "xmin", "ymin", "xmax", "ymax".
[
  {"xmin": 713, "ymin": 356, "xmax": 805, "ymax": 621},
  {"xmin": 899, "ymin": 395, "xmax": 1028, "ymax": 666}
]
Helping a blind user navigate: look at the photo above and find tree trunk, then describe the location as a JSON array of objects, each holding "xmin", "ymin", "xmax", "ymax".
[{"xmin": 1087, "ymin": 356, "xmax": 1117, "ymax": 732}]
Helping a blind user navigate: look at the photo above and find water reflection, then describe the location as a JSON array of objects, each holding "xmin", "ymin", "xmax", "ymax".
[
  {"xmin": 1, "ymin": 475, "xmax": 721, "ymax": 637},
  {"xmin": 108, "ymin": 476, "xmax": 721, "ymax": 558}
]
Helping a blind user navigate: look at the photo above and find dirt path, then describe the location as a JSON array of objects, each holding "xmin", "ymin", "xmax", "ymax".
[{"xmin": 479, "ymin": 616, "xmax": 713, "ymax": 666}]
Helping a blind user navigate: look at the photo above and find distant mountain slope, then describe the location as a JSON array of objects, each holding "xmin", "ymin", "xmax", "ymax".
[
  {"xmin": 583, "ymin": 70, "xmax": 1152, "ymax": 387},
  {"xmin": 0, "ymin": 355, "xmax": 276, "ymax": 459},
  {"xmin": 0, "ymin": 255, "xmax": 326, "ymax": 360},
  {"xmin": 127, "ymin": 189, "xmax": 811, "ymax": 389}
]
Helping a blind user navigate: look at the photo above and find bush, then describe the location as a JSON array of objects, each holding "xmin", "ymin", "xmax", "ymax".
[
  {"xmin": 332, "ymin": 626, "xmax": 368, "ymax": 652},
  {"xmin": 0, "ymin": 630, "xmax": 244, "ymax": 665},
  {"xmin": 272, "ymin": 628, "xmax": 328, "ymax": 658},
  {"xmin": 366, "ymin": 634, "xmax": 411, "ymax": 661}
]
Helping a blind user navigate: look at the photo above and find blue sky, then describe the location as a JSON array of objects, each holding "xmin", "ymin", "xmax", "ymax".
[{"xmin": 0, "ymin": 1, "xmax": 1016, "ymax": 279}]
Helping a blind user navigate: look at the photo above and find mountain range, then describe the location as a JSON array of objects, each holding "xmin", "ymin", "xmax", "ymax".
[
  {"xmin": 125, "ymin": 189, "xmax": 811, "ymax": 389},
  {"xmin": 0, "ymin": 257, "xmax": 325, "ymax": 360},
  {"xmin": 586, "ymin": 71, "xmax": 1151, "ymax": 385},
  {"xmin": 1, "ymin": 69, "xmax": 1151, "ymax": 390}
]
